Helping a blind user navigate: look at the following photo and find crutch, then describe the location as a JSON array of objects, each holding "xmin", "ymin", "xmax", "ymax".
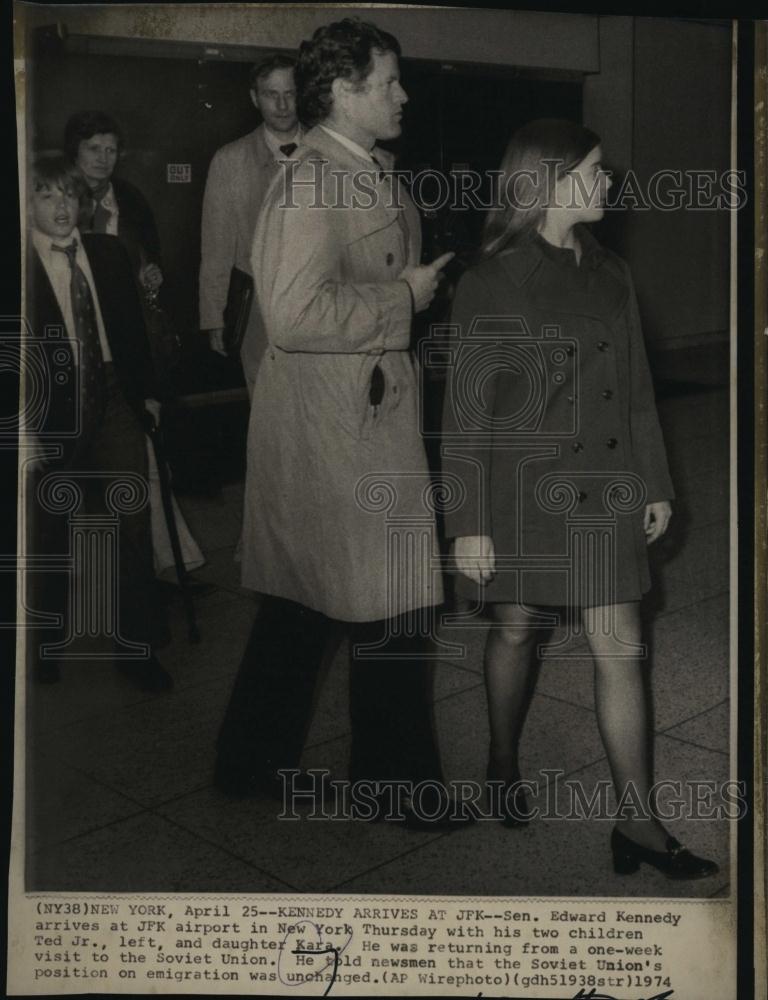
[{"xmin": 144, "ymin": 410, "xmax": 201, "ymax": 643}]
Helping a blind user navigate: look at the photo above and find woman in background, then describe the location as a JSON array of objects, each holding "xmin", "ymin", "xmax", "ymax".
[
  {"xmin": 442, "ymin": 119, "xmax": 717, "ymax": 880},
  {"xmin": 64, "ymin": 111, "xmax": 164, "ymax": 303},
  {"xmin": 64, "ymin": 110, "xmax": 204, "ymax": 590}
]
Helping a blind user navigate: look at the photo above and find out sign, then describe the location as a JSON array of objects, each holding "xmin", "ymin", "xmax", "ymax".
[{"xmin": 167, "ymin": 163, "xmax": 191, "ymax": 183}]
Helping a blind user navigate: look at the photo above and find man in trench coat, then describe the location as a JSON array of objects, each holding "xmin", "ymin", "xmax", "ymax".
[{"xmin": 214, "ymin": 18, "xmax": 465, "ymax": 827}]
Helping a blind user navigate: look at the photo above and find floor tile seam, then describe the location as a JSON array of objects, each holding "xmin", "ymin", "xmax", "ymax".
[
  {"xmin": 41, "ymin": 803, "xmax": 156, "ymax": 848},
  {"xmin": 325, "ymin": 831, "xmax": 456, "ymax": 892},
  {"xmin": 36, "ymin": 758, "xmax": 162, "ymax": 811},
  {"xmin": 33, "ymin": 672, "xmax": 241, "ymax": 737},
  {"xmin": 650, "ymin": 588, "xmax": 730, "ymax": 623},
  {"xmin": 657, "ymin": 698, "xmax": 730, "ymax": 734},
  {"xmin": 653, "ymin": 730, "xmax": 730, "ymax": 760},
  {"xmin": 145, "ymin": 809, "xmax": 302, "ymax": 892}
]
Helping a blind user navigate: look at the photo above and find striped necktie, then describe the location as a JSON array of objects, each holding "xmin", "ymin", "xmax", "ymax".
[{"xmin": 51, "ymin": 240, "xmax": 106, "ymax": 440}]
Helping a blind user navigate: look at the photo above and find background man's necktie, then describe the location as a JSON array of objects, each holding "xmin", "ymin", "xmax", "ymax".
[
  {"xmin": 51, "ymin": 240, "xmax": 106, "ymax": 442},
  {"xmin": 279, "ymin": 143, "xmax": 297, "ymax": 157}
]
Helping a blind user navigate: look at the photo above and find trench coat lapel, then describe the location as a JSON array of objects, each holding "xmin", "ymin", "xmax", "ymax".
[{"xmin": 300, "ymin": 125, "xmax": 409, "ymax": 248}]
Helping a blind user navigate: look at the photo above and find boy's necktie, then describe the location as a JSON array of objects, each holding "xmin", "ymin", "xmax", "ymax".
[{"xmin": 51, "ymin": 240, "xmax": 106, "ymax": 440}]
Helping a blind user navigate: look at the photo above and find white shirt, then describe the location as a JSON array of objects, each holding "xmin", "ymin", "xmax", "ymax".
[
  {"xmin": 318, "ymin": 124, "xmax": 376, "ymax": 164},
  {"xmin": 263, "ymin": 125, "xmax": 303, "ymax": 161},
  {"xmin": 31, "ymin": 226, "xmax": 113, "ymax": 362},
  {"xmin": 94, "ymin": 183, "xmax": 120, "ymax": 236}
]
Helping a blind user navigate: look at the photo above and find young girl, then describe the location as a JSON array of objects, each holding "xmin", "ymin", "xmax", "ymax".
[{"xmin": 442, "ymin": 119, "xmax": 717, "ymax": 879}]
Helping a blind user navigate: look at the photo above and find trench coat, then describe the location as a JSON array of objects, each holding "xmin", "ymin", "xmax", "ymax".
[
  {"xmin": 441, "ymin": 226, "xmax": 674, "ymax": 607},
  {"xmin": 242, "ymin": 125, "xmax": 443, "ymax": 621},
  {"xmin": 199, "ymin": 125, "xmax": 281, "ymax": 386}
]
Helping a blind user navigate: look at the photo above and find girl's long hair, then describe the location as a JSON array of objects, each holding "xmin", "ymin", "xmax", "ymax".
[{"xmin": 479, "ymin": 118, "xmax": 601, "ymax": 261}]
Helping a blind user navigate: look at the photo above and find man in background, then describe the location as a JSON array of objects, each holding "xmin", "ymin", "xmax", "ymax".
[{"xmin": 199, "ymin": 53, "xmax": 301, "ymax": 393}]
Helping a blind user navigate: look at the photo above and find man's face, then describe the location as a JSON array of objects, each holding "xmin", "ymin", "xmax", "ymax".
[
  {"xmin": 341, "ymin": 49, "xmax": 407, "ymax": 146},
  {"xmin": 30, "ymin": 182, "xmax": 79, "ymax": 241},
  {"xmin": 75, "ymin": 132, "xmax": 119, "ymax": 188},
  {"xmin": 252, "ymin": 68, "xmax": 298, "ymax": 136}
]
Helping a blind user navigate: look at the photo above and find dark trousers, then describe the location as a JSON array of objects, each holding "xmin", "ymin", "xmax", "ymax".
[
  {"xmin": 27, "ymin": 367, "xmax": 160, "ymax": 660},
  {"xmin": 216, "ymin": 594, "xmax": 444, "ymax": 786}
]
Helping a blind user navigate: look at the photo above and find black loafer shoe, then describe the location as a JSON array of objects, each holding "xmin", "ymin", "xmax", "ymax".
[{"xmin": 611, "ymin": 827, "xmax": 719, "ymax": 880}]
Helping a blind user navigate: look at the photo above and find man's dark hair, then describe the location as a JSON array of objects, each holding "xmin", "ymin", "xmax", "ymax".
[
  {"xmin": 296, "ymin": 18, "xmax": 401, "ymax": 127},
  {"xmin": 63, "ymin": 111, "xmax": 123, "ymax": 162},
  {"xmin": 31, "ymin": 154, "xmax": 88, "ymax": 199},
  {"xmin": 250, "ymin": 53, "xmax": 297, "ymax": 91}
]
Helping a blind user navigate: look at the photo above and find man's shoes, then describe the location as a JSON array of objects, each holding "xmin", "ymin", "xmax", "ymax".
[
  {"xmin": 118, "ymin": 656, "xmax": 174, "ymax": 693},
  {"xmin": 213, "ymin": 763, "xmax": 334, "ymax": 803}
]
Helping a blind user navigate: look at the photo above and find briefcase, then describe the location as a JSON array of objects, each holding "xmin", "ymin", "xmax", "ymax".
[{"xmin": 222, "ymin": 266, "xmax": 254, "ymax": 356}]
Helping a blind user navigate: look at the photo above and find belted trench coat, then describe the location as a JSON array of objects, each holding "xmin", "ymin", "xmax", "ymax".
[
  {"xmin": 242, "ymin": 126, "xmax": 443, "ymax": 621},
  {"xmin": 442, "ymin": 227, "xmax": 674, "ymax": 607}
]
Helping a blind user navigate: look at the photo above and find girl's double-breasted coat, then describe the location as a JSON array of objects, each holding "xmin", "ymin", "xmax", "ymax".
[{"xmin": 442, "ymin": 226, "xmax": 674, "ymax": 607}]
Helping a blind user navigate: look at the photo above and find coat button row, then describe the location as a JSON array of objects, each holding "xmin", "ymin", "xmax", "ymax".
[
  {"xmin": 597, "ymin": 341, "xmax": 609, "ymax": 351},
  {"xmin": 606, "ymin": 437, "xmax": 618, "ymax": 448}
]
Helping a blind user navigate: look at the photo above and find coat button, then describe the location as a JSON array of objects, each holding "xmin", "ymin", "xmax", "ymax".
[
  {"xmin": 597, "ymin": 340, "xmax": 609, "ymax": 351},
  {"xmin": 606, "ymin": 437, "xmax": 618, "ymax": 448},
  {"xmin": 602, "ymin": 389, "xmax": 613, "ymax": 399},
  {"xmin": 386, "ymin": 252, "xmax": 394, "ymax": 265},
  {"xmin": 567, "ymin": 395, "xmax": 576, "ymax": 404},
  {"xmin": 578, "ymin": 490, "xmax": 588, "ymax": 502},
  {"xmin": 565, "ymin": 345, "xmax": 575, "ymax": 356},
  {"xmin": 572, "ymin": 441, "xmax": 584, "ymax": 452}
]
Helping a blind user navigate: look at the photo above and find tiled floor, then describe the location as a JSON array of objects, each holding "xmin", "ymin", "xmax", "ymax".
[{"xmin": 24, "ymin": 365, "xmax": 732, "ymax": 899}]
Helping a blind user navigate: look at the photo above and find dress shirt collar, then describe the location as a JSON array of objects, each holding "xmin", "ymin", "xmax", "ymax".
[
  {"xmin": 31, "ymin": 226, "xmax": 83, "ymax": 264},
  {"xmin": 263, "ymin": 124, "xmax": 303, "ymax": 159},
  {"xmin": 318, "ymin": 124, "xmax": 375, "ymax": 164}
]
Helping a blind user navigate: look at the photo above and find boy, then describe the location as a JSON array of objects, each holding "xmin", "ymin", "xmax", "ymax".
[{"xmin": 25, "ymin": 155, "xmax": 171, "ymax": 691}]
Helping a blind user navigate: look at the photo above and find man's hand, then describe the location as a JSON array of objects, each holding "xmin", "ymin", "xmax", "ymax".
[
  {"xmin": 644, "ymin": 501, "xmax": 672, "ymax": 544},
  {"xmin": 400, "ymin": 252, "xmax": 455, "ymax": 313},
  {"xmin": 139, "ymin": 263, "xmax": 163, "ymax": 291},
  {"xmin": 208, "ymin": 328, "xmax": 227, "ymax": 355},
  {"xmin": 454, "ymin": 534, "xmax": 495, "ymax": 585}
]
